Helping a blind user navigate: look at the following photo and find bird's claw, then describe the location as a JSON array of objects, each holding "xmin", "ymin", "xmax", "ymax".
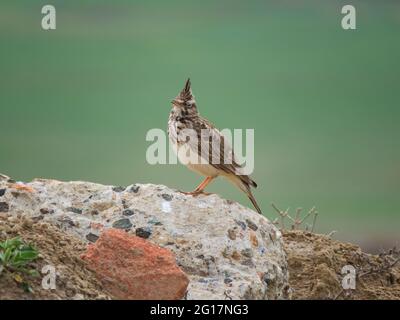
[{"xmin": 179, "ymin": 190, "xmax": 213, "ymax": 197}]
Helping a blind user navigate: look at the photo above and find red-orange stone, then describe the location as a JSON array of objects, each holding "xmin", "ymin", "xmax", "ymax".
[{"xmin": 81, "ymin": 228, "xmax": 189, "ymax": 300}]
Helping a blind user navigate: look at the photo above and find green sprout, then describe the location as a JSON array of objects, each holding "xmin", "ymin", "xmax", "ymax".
[{"xmin": 0, "ymin": 237, "xmax": 39, "ymax": 292}]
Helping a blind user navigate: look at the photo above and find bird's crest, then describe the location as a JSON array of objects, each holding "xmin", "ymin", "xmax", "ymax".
[{"xmin": 179, "ymin": 78, "xmax": 193, "ymax": 101}]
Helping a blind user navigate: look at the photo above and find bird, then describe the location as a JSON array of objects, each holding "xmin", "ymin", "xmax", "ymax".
[{"xmin": 168, "ymin": 78, "xmax": 262, "ymax": 214}]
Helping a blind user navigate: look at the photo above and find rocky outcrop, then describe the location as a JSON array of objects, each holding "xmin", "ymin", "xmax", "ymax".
[{"xmin": 0, "ymin": 174, "xmax": 289, "ymax": 300}]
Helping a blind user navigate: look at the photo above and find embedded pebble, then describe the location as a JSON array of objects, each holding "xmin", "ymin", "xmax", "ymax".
[
  {"xmin": 66, "ymin": 207, "xmax": 83, "ymax": 214},
  {"xmin": 112, "ymin": 218, "xmax": 132, "ymax": 230},
  {"xmin": 40, "ymin": 208, "xmax": 54, "ymax": 215},
  {"xmin": 130, "ymin": 185, "xmax": 140, "ymax": 193},
  {"xmin": 122, "ymin": 209, "xmax": 135, "ymax": 216},
  {"xmin": 86, "ymin": 233, "xmax": 99, "ymax": 243},
  {"xmin": 161, "ymin": 194, "xmax": 173, "ymax": 201},
  {"xmin": 112, "ymin": 186, "xmax": 126, "ymax": 193},
  {"xmin": 121, "ymin": 199, "xmax": 128, "ymax": 209},
  {"xmin": 135, "ymin": 227, "xmax": 152, "ymax": 239},
  {"xmin": 148, "ymin": 217, "xmax": 162, "ymax": 225},
  {"xmin": 58, "ymin": 217, "xmax": 76, "ymax": 228},
  {"xmin": 246, "ymin": 219, "xmax": 258, "ymax": 231},
  {"xmin": 227, "ymin": 229, "xmax": 236, "ymax": 240},
  {"xmin": 235, "ymin": 220, "xmax": 247, "ymax": 230},
  {"xmin": 241, "ymin": 259, "xmax": 255, "ymax": 268},
  {"xmin": 0, "ymin": 202, "xmax": 9, "ymax": 212},
  {"xmin": 241, "ymin": 248, "xmax": 253, "ymax": 258}
]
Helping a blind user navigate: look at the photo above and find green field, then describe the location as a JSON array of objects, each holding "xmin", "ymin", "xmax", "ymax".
[{"xmin": 1, "ymin": 1, "xmax": 399, "ymax": 248}]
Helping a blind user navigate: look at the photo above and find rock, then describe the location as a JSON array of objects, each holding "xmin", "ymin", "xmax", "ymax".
[
  {"xmin": 122, "ymin": 209, "xmax": 134, "ymax": 216},
  {"xmin": 0, "ymin": 176, "xmax": 289, "ymax": 300},
  {"xmin": 161, "ymin": 194, "xmax": 173, "ymax": 201},
  {"xmin": 112, "ymin": 186, "xmax": 126, "ymax": 193},
  {"xmin": 0, "ymin": 189, "xmax": 6, "ymax": 197},
  {"xmin": 112, "ymin": 218, "xmax": 132, "ymax": 230},
  {"xmin": 130, "ymin": 185, "xmax": 140, "ymax": 193},
  {"xmin": 81, "ymin": 228, "xmax": 189, "ymax": 300},
  {"xmin": 135, "ymin": 227, "xmax": 152, "ymax": 239},
  {"xmin": 227, "ymin": 228, "xmax": 236, "ymax": 240},
  {"xmin": 0, "ymin": 202, "xmax": 9, "ymax": 212},
  {"xmin": 86, "ymin": 233, "xmax": 99, "ymax": 243},
  {"xmin": 246, "ymin": 219, "xmax": 258, "ymax": 231},
  {"xmin": 66, "ymin": 207, "xmax": 83, "ymax": 214},
  {"xmin": 40, "ymin": 208, "xmax": 54, "ymax": 215}
]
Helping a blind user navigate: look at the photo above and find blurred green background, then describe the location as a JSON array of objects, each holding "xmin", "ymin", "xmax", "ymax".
[{"xmin": 1, "ymin": 1, "xmax": 399, "ymax": 251}]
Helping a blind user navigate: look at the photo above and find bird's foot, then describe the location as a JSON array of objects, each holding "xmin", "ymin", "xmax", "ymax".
[
  {"xmin": 179, "ymin": 190, "xmax": 213, "ymax": 197},
  {"xmin": 194, "ymin": 191, "xmax": 213, "ymax": 196},
  {"xmin": 178, "ymin": 190, "xmax": 197, "ymax": 196}
]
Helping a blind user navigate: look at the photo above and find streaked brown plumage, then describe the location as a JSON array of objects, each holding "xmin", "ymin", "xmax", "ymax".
[{"xmin": 168, "ymin": 78, "xmax": 262, "ymax": 214}]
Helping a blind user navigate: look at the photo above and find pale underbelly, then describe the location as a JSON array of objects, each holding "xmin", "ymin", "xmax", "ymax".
[
  {"xmin": 186, "ymin": 162, "xmax": 221, "ymax": 177},
  {"xmin": 172, "ymin": 141, "xmax": 221, "ymax": 177}
]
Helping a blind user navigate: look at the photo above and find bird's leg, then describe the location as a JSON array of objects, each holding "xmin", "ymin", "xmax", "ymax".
[
  {"xmin": 193, "ymin": 176, "xmax": 215, "ymax": 195},
  {"xmin": 180, "ymin": 177, "xmax": 214, "ymax": 196}
]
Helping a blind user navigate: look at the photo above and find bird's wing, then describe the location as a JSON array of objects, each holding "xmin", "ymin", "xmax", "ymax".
[
  {"xmin": 184, "ymin": 117, "xmax": 248, "ymax": 177},
  {"xmin": 175, "ymin": 115, "xmax": 257, "ymax": 190}
]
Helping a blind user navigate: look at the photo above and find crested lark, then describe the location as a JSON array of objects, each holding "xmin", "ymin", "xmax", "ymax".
[{"xmin": 168, "ymin": 79, "xmax": 262, "ymax": 214}]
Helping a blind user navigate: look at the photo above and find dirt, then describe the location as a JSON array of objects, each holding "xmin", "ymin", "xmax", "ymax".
[
  {"xmin": 283, "ymin": 230, "xmax": 400, "ymax": 300},
  {"xmin": 0, "ymin": 213, "xmax": 113, "ymax": 300}
]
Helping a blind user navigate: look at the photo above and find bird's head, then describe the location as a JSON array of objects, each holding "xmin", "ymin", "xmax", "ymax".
[{"xmin": 171, "ymin": 78, "xmax": 197, "ymax": 112}]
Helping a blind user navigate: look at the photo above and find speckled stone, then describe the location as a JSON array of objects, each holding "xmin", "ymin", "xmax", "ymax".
[
  {"xmin": 112, "ymin": 186, "xmax": 126, "ymax": 193},
  {"xmin": 130, "ymin": 185, "xmax": 140, "ymax": 193},
  {"xmin": 86, "ymin": 233, "xmax": 99, "ymax": 243},
  {"xmin": 0, "ymin": 202, "xmax": 9, "ymax": 212},
  {"xmin": 135, "ymin": 227, "xmax": 152, "ymax": 239},
  {"xmin": 112, "ymin": 218, "xmax": 132, "ymax": 230},
  {"xmin": 122, "ymin": 209, "xmax": 135, "ymax": 216},
  {"xmin": 66, "ymin": 207, "xmax": 83, "ymax": 214},
  {"xmin": 227, "ymin": 228, "xmax": 236, "ymax": 240},
  {"xmin": 40, "ymin": 208, "xmax": 54, "ymax": 215},
  {"xmin": 0, "ymin": 177, "xmax": 288, "ymax": 300},
  {"xmin": 246, "ymin": 219, "xmax": 258, "ymax": 231},
  {"xmin": 235, "ymin": 219, "xmax": 247, "ymax": 230},
  {"xmin": 161, "ymin": 194, "xmax": 173, "ymax": 201}
]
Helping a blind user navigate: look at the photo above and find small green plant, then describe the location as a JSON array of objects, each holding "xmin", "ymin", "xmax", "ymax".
[{"xmin": 0, "ymin": 237, "xmax": 39, "ymax": 292}]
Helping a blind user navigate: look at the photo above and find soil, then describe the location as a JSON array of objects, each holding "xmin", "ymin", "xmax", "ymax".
[
  {"xmin": 283, "ymin": 230, "xmax": 400, "ymax": 300},
  {"xmin": 0, "ymin": 213, "xmax": 113, "ymax": 300}
]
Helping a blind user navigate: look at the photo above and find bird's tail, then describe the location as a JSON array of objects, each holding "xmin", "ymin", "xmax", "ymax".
[
  {"xmin": 246, "ymin": 188, "xmax": 262, "ymax": 214},
  {"xmin": 225, "ymin": 174, "xmax": 262, "ymax": 214}
]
